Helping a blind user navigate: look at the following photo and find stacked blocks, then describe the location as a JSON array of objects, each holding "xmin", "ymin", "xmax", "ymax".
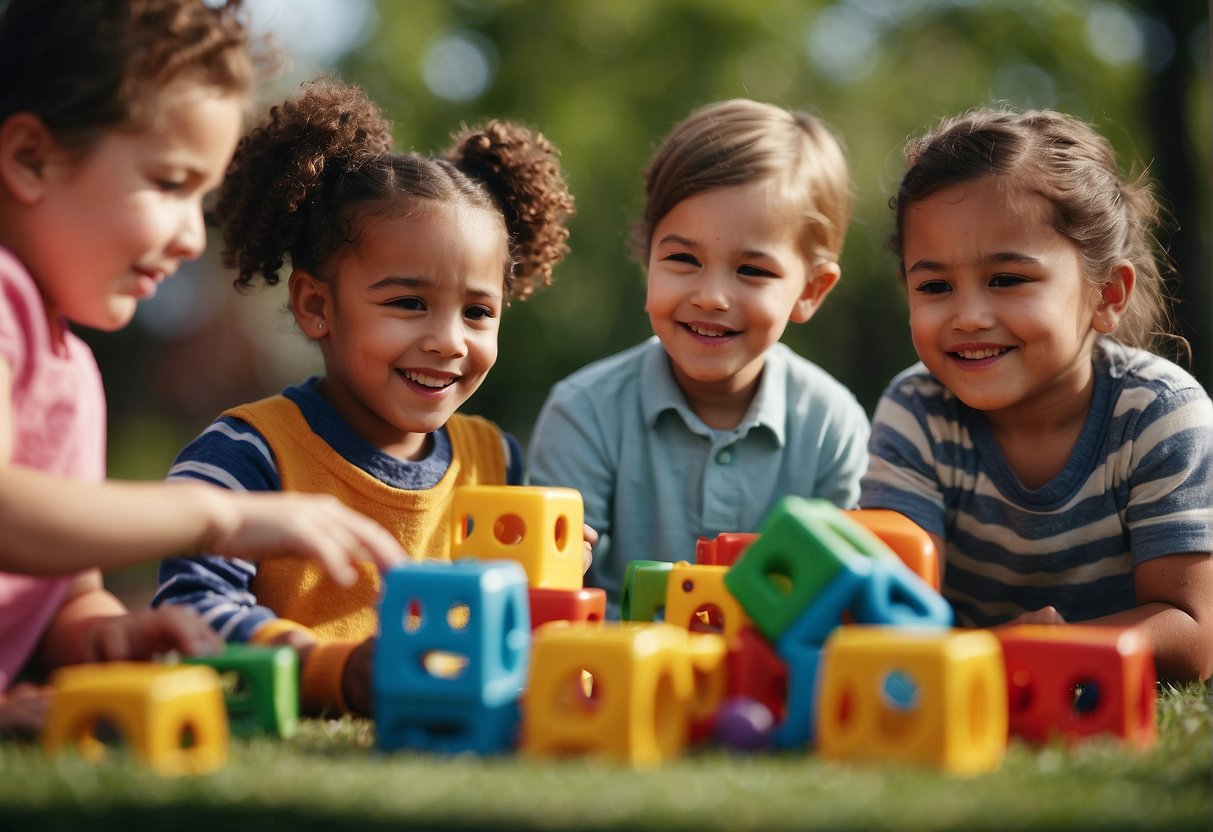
[
  {"xmin": 43, "ymin": 662, "xmax": 229, "ymax": 776},
  {"xmin": 695, "ymin": 532, "xmax": 759, "ymax": 567},
  {"xmin": 994, "ymin": 624, "xmax": 1156, "ymax": 749},
  {"xmin": 620, "ymin": 560, "xmax": 673, "ymax": 622},
  {"xmin": 664, "ymin": 562, "xmax": 753, "ymax": 643},
  {"xmin": 451, "ymin": 485, "xmax": 584, "ymax": 590},
  {"xmin": 816, "ymin": 626, "xmax": 1007, "ymax": 775},
  {"xmin": 184, "ymin": 643, "xmax": 299, "ymax": 738},
  {"xmin": 846, "ymin": 509, "xmax": 940, "ymax": 590},
  {"xmin": 522, "ymin": 622, "xmax": 724, "ymax": 767},
  {"xmin": 374, "ymin": 558, "xmax": 530, "ymax": 754}
]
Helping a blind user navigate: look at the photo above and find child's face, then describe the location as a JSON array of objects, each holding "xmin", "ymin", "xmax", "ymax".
[
  {"xmin": 644, "ymin": 181, "xmax": 831, "ymax": 405},
  {"xmin": 312, "ymin": 204, "xmax": 506, "ymax": 460},
  {"xmin": 28, "ymin": 87, "xmax": 244, "ymax": 331},
  {"xmin": 902, "ymin": 176, "xmax": 1103, "ymax": 420}
]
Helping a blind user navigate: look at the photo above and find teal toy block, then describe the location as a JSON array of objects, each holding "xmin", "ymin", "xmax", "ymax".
[
  {"xmin": 855, "ymin": 555, "xmax": 954, "ymax": 629},
  {"xmin": 184, "ymin": 643, "xmax": 299, "ymax": 738},
  {"xmin": 374, "ymin": 559, "xmax": 530, "ymax": 754},
  {"xmin": 771, "ymin": 637, "xmax": 823, "ymax": 750},
  {"xmin": 621, "ymin": 560, "xmax": 673, "ymax": 622},
  {"xmin": 724, "ymin": 497, "xmax": 884, "ymax": 641}
]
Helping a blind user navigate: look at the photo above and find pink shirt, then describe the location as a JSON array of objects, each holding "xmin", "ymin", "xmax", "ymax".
[{"xmin": 0, "ymin": 247, "xmax": 106, "ymax": 688}]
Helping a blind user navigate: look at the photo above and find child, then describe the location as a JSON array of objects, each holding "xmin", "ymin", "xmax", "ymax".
[
  {"xmin": 153, "ymin": 78, "xmax": 577, "ymax": 716},
  {"xmin": 860, "ymin": 107, "xmax": 1213, "ymax": 682},
  {"xmin": 0, "ymin": 0, "xmax": 409, "ymax": 732},
  {"xmin": 527, "ymin": 99, "xmax": 870, "ymax": 616}
]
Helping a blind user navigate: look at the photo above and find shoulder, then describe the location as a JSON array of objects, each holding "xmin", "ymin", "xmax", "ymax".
[
  {"xmin": 169, "ymin": 415, "xmax": 280, "ymax": 492},
  {"xmin": 770, "ymin": 343, "xmax": 864, "ymax": 411},
  {"xmin": 546, "ymin": 339, "xmax": 655, "ymax": 401},
  {"xmin": 1101, "ymin": 340, "xmax": 1212, "ymax": 424}
]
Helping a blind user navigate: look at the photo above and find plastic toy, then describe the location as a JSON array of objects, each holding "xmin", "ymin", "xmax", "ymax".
[
  {"xmin": 43, "ymin": 662, "xmax": 229, "ymax": 776},
  {"xmin": 846, "ymin": 509, "xmax": 940, "ymax": 590},
  {"xmin": 994, "ymin": 624, "xmax": 1156, "ymax": 748},
  {"xmin": 620, "ymin": 560, "xmax": 673, "ymax": 622},
  {"xmin": 725, "ymin": 627, "xmax": 788, "ymax": 723},
  {"xmin": 664, "ymin": 561, "xmax": 753, "ymax": 645},
  {"xmin": 816, "ymin": 626, "xmax": 1007, "ymax": 775},
  {"xmin": 715, "ymin": 695, "xmax": 775, "ymax": 751},
  {"xmin": 770, "ymin": 636, "xmax": 823, "ymax": 750},
  {"xmin": 528, "ymin": 586, "xmax": 606, "ymax": 630},
  {"xmin": 184, "ymin": 643, "xmax": 299, "ymax": 738},
  {"xmin": 374, "ymin": 559, "xmax": 530, "ymax": 754},
  {"xmin": 695, "ymin": 532, "xmax": 759, "ymax": 567},
  {"xmin": 451, "ymin": 484, "xmax": 584, "ymax": 589}
]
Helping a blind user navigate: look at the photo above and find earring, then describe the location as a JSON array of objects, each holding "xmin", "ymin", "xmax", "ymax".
[{"xmin": 317, "ymin": 320, "xmax": 325, "ymax": 331}]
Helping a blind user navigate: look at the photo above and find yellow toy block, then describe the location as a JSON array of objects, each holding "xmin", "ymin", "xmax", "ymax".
[
  {"xmin": 817, "ymin": 626, "xmax": 1006, "ymax": 775},
  {"xmin": 664, "ymin": 562, "xmax": 753, "ymax": 647},
  {"xmin": 43, "ymin": 662, "xmax": 229, "ymax": 776},
  {"xmin": 522, "ymin": 622, "xmax": 722, "ymax": 766},
  {"xmin": 686, "ymin": 631, "xmax": 729, "ymax": 724},
  {"xmin": 451, "ymin": 485, "xmax": 584, "ymax": 589}
]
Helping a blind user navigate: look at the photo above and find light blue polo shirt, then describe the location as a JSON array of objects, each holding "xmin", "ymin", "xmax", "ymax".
[{"xmin": 527, "ymin": 337, "xmax": 870, "ymax": 616}]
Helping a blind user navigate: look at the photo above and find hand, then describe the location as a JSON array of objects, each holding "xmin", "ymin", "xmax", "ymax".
[
  {"xmin": 77, "ymin": 606, "xmax": 223, "ymax": 663},
  {"xmin": 1004, "ymin": 606, "xmax": 1067, "ymax": 626},
  {"xmin": 203, "ymin": 489, "xmax": 408, "ymax": 587},
  {"xmin": 342, "ymin": 637, "xmax": 375, "ymax": 718},
  {"xmin": 582, "ymin": 523, "xmax": 598, "ymax": 575},
  {"xmin": 0, "ymin": 683, "xmax": 52, "ymax": 736}
]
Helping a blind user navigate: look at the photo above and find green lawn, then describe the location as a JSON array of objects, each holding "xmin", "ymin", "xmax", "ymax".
[{"xmin": 1, "ymin": 683, "xmax": 1209, "ymax": 832}]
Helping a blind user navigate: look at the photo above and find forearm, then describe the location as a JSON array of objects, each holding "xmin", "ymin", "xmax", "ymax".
[
  {"xmin": 1084, "ymin": 602, "xmax": 1212, "ymax": 683},
  {"xmin": 32, "ymin": 572, "xmax": 126, "ymax": 671}
]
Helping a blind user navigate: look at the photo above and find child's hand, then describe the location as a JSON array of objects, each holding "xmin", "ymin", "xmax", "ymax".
[
  {"xmin": 77, "ymin": 606, "xmax": 223, "ymax": 663},
  {"xmin": 582, "ymin": 523, "xmax": 598, "ymax": 575},
  {"xmin": 0, "ymin": 683, "xmax": 52, "ymax": 736},
  {"xmin": 341, "ymin": 637, "xmax": 375, "ymax": 718},
  {"xmin": 204, "ymin": 490, "xmax": 408, "ymax": 587},
  {"xmin": 1005, "ymin": 606, "xmax": 1067, "ymax": 626}
]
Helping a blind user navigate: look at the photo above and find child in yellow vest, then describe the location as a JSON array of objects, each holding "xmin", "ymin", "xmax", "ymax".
[{"xmin": 153, "ymin": 79, "xmax": 577, "ymax": 716}]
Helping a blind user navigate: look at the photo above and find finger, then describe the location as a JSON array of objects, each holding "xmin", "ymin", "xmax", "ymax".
[
  {"xmin": 337, "ymin": 508, "xmax": 408, "ymax": 573},
  {"xmin": 154, "ymin": 607, "xmax": 223, "ymax": 656},
  {"xmin": 582, "ymin": 523, "xmax": 600, "ymax": 546},
  {"xmin": 94, "ymin": 618, "xmax": 133, "ymax": 662},
  {"xmin": 583, "ymin": 541, "xmax": 593, "ymax": 575}
]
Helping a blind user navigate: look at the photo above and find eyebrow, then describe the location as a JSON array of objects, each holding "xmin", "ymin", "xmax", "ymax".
[
  {"xmin": 907, "ymin": 251, "xmax": 1043, "ymax": 274},
  {"xmin": 368, "ymin": 275, "xmax": 502, "ymax": 300},
  {"xmin": 655, "ymin": 234, "xmax": 777, "ymax": 261}
]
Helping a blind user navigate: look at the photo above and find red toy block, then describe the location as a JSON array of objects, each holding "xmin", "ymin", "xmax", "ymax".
[
  {"xmin": 528, "ymin": 586, "xmax": 606, "ymax": 631},
  {"xmin": 725, "ymin": 627, "xmax": 788, "ymax": 723},
  {"xmin": 695, "ymin": 532, "xmax": 759, "ymax": 567},
  {"xmin": 994, "ymin": 625, "xmax": 1157, "ymax": 749}
]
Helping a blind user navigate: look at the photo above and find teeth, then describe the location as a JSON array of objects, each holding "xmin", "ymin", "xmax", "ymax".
[
  {"xmin": 687, "ymin": 323, "xmax": 728, "ymax": 337},
  {"xmin": 404, "ymin": 370, "xmax": 453, "ymax": 388},
  {"xmin": 956, "ymin": 347, "xmax": 1005, "ymax": 360}
]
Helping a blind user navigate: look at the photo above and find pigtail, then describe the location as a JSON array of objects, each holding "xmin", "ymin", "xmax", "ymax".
[
  {"xmin": 446, "ymin": 121, "xmax": 575, "ymax": 300},
  {"xmin": 213, "ymin": 78, "xmax": 395, "ymax": 287}
]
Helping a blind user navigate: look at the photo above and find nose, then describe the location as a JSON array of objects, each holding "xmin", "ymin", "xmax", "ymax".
[
  {"xmin": 167, "ymin": 201, "xmax": 207, "ymax": 262},
  {"xmin": 950, "ymin": 286, "xmax": 994, "ymax": 332},
  {"xmin": 422, "ymin": 311, "xmax": 468, "ymax": 359},
  {"xmin": 689, "ymin": 269, "xmax": 730, "ymax": 312}
]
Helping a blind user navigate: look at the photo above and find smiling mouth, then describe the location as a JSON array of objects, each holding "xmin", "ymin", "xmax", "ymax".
[
  {"xmin": 952, "ymin": 347, "xmax": 1011, "ymax": 360},
  {"xmin": 683, "ymin": 322, "xmax": 738, "ymax": 338},
  {"xmin": 400, "ymin": 369, "xmax": 457, "ymax": 389}
]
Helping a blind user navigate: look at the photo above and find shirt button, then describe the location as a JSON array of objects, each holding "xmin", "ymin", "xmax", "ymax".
[{"xmin": 716, "ymin": 450, "xmax": 733, "ymax": 465}]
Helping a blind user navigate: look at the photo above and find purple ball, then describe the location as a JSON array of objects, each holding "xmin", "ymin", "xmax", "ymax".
[{"xmin": 715, "ymin": 695, "xmax": 775, "ymax": 752}]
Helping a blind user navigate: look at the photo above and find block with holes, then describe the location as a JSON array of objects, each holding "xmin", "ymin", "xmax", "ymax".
[
  {"xmin": 522, "ymin": 621, "xmax": 723, "ymax": 767},
  {"xmin": 620, "ymin": 560, "xmax": 673, "ymax": 622},
  {"xmin": 528, "ymin": 586, "xmax": 606, "ymax": 630},
  {"xmin": 816, "ymin": 626, "xmax": 1007, "ymax": 775},
  {"xmin": 42, "ymin": 662, "xmax": 229, "ymax": 776},
  {"xmin": 695, "ymin": 532, "xmax": 759, "ymax": 567},
  {"xmin": 664, "ymin": 561, "xmax": 753, "ymax": 646},
  {"xmin": 846, "ymin": 509, "xmax": 940, "ymax": 590},
  {"xmin": 184, "ymin": 643, "xmax": 298, "ymax": 738},
  {"xmin": 993, "ymin": 624, "xmax": 1156, "ymax": 749},
  {"xmin": 374, "ymin": 559, "xmax": 531, "ymax": 754},
  {"xmin": 450, "ymin": 485, "xmax": 584, "ymax": 589},
  {"xmin": 686, "ymin": 630, "xmax": 730, "ymax": 743}
]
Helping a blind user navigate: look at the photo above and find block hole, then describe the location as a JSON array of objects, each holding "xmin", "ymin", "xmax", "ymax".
[
  {"xmin": 422, "ymin": 651, "xmax": 469, "ymax": 679},
  {"xmin": 218, "ymin": 669, "xmax": 250, "ymax": 701},
  {"xmin": 457, "ymin": 514, "xmax": 474, "ymax": 543},
  {"xmin": 834, "ymin": 683, "xmax": 854, "ymax": 730},
  {"xmin": 76, "ymin": 714, "xmax": 125, "ymax": 761},
  {"xmin": 554, "ymin": 515, "xmax": 569, "ymax": 550},
  {"xmin": 1008, "ymin": 668, "xmax": 1033, "ymax": 715},
  {"xmin": 1071, "ymin": 678, "xmax": 1102, "ymax": 718},
  {"xmin": 178, "ymin": 721, "xmax": 198, "ymax": 749},
  {"xmin": 446, "ymin": 602, "xmax": 471, "ymax": 631},
  {"xmin": 689, "ymin": 603, "xmax": 725, "ymax": 635},
  {"xmin": 555, "ymin": 668, "xmax": 601, "ymax": 713},
  {"xmin": 877, "ymin": 668, "xmax": 919, "ymax": 744},
  {"xmin": 494, "ymin": 513, "xmax": 526, "ymax": 546},
  {"xmin": 404, "ymin": 598, "xmax": 424, "ymax": 633},
  {"xmin": 762, "ymin": 558, "xmax": 793, "ymax": 596}
]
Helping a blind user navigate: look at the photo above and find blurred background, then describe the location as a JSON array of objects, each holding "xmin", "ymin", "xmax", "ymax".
[{"xmin": 97, "ymin": 0, "xmax": 1209, "ymax": 599}]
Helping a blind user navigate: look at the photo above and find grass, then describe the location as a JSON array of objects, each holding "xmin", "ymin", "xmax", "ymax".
[{"xmin": 1, "ymin": 683, "xmax": 1209, "ymax": 832}]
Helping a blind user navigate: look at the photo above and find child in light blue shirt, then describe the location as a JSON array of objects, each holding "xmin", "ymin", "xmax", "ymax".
[{"xmin": 528, "ymin": 100, "xmax": 869, "ymax": 615}]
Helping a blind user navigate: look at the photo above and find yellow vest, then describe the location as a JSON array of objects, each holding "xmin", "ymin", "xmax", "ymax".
[{"xmin": 224, "ymin": 395, "xmax": 506, "ymax": 640}]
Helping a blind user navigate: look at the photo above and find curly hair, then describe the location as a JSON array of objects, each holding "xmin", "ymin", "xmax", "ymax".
[
  {"xmin": 0, "ymin": 0, "xmax": 260, "ymax": 150},
  {"xmin": 890, "ymin": 107, "xmax": 1178, "ymax": 355},
  {"xmin": 216, "ymin": 78, "xmax": 574, "ymax": 301}
]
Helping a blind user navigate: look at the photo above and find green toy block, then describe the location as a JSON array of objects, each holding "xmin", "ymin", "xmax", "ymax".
[
  {"xmin": 620, "ymin": 560, "xmax": 674, "ymax": 621},
  {"xmin": 185, "ymin": 644, "xmax": 299, "ymax": 738},
  {"xmin": 723, "ymin": 497, "xmax": 888, "ymax": 641}
]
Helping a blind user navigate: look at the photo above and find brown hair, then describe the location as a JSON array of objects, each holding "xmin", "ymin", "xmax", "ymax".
[
  {"xmin": 631, "ymin": 98, "xmax": 852, "ymax": 268},
  {"xmin": 0, "ymin": 0, "xmax": 259, "ymax": 150},
  {"xmin": 891, "ymin": 107, "xmax": 1177, "ymax": 354},
  {"xmin": 215, "ymin": 78, "xmax": 574, "ymax": 301}
]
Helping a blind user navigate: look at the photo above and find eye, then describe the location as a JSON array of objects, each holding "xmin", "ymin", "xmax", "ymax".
[
  {"xmin": 989, "ymin": 273, "xmax": 1028, "ymax": 288},
  {"xmin": 388, "ymin": 297, "xmax": 426, "ymax": 312},
  {"xmin": 157, "ymin": 179, "xmax": 186, "ymax": 193},
  {"xmin": 465, "ymin": 305, "xmax": 496, "ymax": 321},
  {"xmin": 914, "ymin": 279, "xmax": 951, "ymax": 295},
  {"xmin": 738, "ymin": 264, "xmax": 776, "ymax": 278},
  {"xmin": 663, "ymin": 252, "xmax": 700, "ymax": 267}
]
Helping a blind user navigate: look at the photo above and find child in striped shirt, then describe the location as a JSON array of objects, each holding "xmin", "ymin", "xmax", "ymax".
[{"xmin": 860, "ymin": 108, "xmax": 1213, "ymax": 682}]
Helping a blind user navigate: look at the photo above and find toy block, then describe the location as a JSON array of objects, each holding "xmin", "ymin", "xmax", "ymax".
[
  {"xmin": 665, "ymin": 562, "xmax": 753, "ymax": 645},
  {"xmin": 695, "ymin": 532, "xmax": 759, "ymax": 567},
  {"xmin": 771, "ymin": 637, "xmax": 823, "ymax": 750},
  {"xmin": 43, "ymin": 662, "xmax": 229, "ymax": 776},
  {"xmin": 451, "ymin": 485, "xmax": 584, "ymax": 589},
  {"xmin": 724, "ymin": 497, "xmax": 882, "ymax": 641},
  {"xmin": 620, "ymin": 560, "xmax": 673, "ymax": 622},
  {"xmin": 184, "ymin": 644, "xmax": 298, "ymax": 738},
  {"xmin": 374, "ymin": 559, "xmax": 530, "ymax": 754},
  {"xmin": 686, "ymin": 631, "xmax": 729, "ymax": 743},
  {"xmin": 816, "ymin": 626, "xmax": 1007, "ymax": 775},
  {"xmin": 847, "ymin": 509, "xmax": 940, "ymax": 590},
  {"xmin": 853, "ymin": 556, "xmax": 953, "ymax": 629},
  {"xmin": 522, "ymin": 622, "xmax": 711, "ymax": 767},
  {"xmin": 993, "ymin": 625, "xmax": 1156, "ymax": 749},
  {"xmin": 529, "ymin": 586, "xmax": 606, "ymax": 630},
  {"xmin": 725, "ymin": 627, "xmax": 788, "ymax": 723}
]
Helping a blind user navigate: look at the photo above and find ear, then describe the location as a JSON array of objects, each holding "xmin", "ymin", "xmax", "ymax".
[
  {"xmin": 789, "ymin": 261, "xmax": 841, "ymax": 324},
  {"xmin": 288, "ymin": 269, "xmax": 332, "ymax": 339},
  {"xmin": 0, "ymin": 113, "xmax": 57, "ymax": 205},
  {"xmin": 1092, "ymin": 262, "xmax": 1135, "ymax": 334}
]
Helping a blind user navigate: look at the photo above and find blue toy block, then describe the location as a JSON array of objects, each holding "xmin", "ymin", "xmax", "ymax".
[
  {"xmin": 375, "ymin": 559, "xmax": 530, "ymax": 705},
  {"xmin": 771, "ymin": 637, "xmax": 823, "ymax": 750},
  {"xmin": 854, "ymin": 556, "xmax": 954, "ymax": 629},
  {"xmin": 777, "ymin": 561, "xmax": 872, "ymax": 648},
  {"xmin": 377, "ymin": 697, "xmax": 521, "ymax": 755}
]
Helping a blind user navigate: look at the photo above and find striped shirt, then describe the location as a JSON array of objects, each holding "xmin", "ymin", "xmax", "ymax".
[
  {"xmin": 859, "ymin": 338, "xmax": 1213, "ymax": 626},
  {"xmin": 152, "ymin": 378, "xmax": 522, "ymax": 641}
]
